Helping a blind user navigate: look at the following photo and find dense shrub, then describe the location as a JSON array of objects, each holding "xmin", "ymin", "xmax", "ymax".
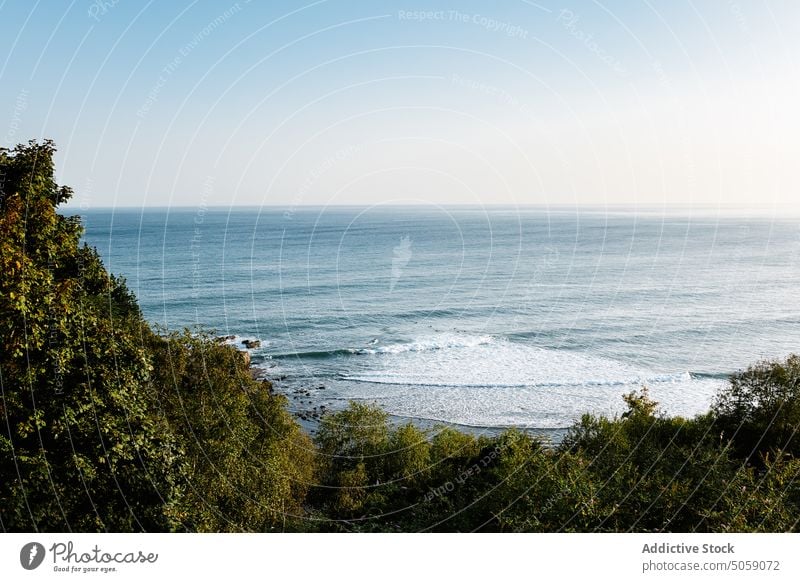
[
  {"xmin": 0, "ymin": 142, "xmax": 313, "ymax": 532},
  {"xmin": 146, "ymin": 332, "xmax": 315, "ymax": 532},
  {"xmin": 713, "ymin": 356, "xmax": 800, "ymax": 463},
  {"xmin": 0, "ymin": 141, "xmax": 180, "ymax": 531}
]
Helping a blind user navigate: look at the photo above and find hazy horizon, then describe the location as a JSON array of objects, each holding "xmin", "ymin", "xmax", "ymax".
[{"xmin": 62, "ymin": 201, "xmax": 800, "ymax": 215}]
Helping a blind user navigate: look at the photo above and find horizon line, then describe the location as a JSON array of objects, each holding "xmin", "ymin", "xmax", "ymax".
[{"xmin": 62, "ymin": 202, "xmax": 800, "ymax": 209}]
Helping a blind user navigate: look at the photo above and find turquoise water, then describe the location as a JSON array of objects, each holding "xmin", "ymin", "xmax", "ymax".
[{"xmin": 74, "ymin": 206, "xmax": 800, "ymax": 431}]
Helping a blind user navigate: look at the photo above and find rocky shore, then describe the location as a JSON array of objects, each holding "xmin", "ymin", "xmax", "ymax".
[{"xmin": 216, "ymin": 335, "xmax": 329, "ymax": 428}]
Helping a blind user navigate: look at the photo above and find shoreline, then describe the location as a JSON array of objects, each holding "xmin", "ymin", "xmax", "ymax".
[{"xmin": 241, "ymin": 344, "xmax": 569, "ymax": 443}]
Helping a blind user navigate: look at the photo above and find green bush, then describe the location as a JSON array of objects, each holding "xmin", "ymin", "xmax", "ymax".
[
  {"xmin": 146, "ymin": 331, "xmax": 315, "ymax": 532},
  {"xmin": 713, "ymin": 355, "xmax": 800, "ymax": 463},
  {"xmin": 0, "ymin": 141, "xmax": 313, "ymax": 532},
  {"xmin": 0, "ymin": 141, "xmax": 180, "ymax": 531}
]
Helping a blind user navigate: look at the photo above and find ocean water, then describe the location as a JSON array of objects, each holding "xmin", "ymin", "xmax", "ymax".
[{"xmin": 73, "ymin": 206, "xmax": 800, "ymax": 434}]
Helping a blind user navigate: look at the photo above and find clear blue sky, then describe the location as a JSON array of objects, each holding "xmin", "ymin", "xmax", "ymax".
[{"xmin": 1, "ymin": 0, "xmax": 798, "ymax": 208}]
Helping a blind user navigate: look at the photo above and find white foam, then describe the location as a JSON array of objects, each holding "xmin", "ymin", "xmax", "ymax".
[
  {"xmin": 351, "ymin": 333, "xmax": 495, "ymax": 355},
  {"xmin": 221, "ymin": 335, "xmax": 268, "ymax": 351},
  {"xmin": 340, "ymin": 337, "xmax": 724, "ymax": 428}
]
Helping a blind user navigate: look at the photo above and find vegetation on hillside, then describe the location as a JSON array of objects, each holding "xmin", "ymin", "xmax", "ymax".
[{"xmin": 2, "ymin": 141, "xmax": 799, "ymax": 532}]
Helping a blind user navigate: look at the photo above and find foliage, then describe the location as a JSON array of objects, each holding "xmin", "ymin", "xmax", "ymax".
[
  {"xmin": 713, "ymin": 355, "xmax": 800, "ymax": 463},
  {"xmin": 0, "ymin": 141, "xmax": 179, "ymax": 531},
  {"xmin": 146, "ymin": 331, "xmax": 315, "ymax": 532},
  {"xmin": 0, "ymin": 141, "xmax": 312, "ymax": 532}
]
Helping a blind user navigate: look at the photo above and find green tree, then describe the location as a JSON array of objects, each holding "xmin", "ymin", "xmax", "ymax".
[
  {"xmin": 0, "ymin": 141, "xmax": 180, "ymax": 531},
  {"xmin": 312, "ymin": 402, "xmax": 390, "ymax": 519},
  {"xmin": 0, "ymin": 141, "xmax": 316, "ymax": 532},
  {"xmin": 146, "ymin": 331, "xmax": 315, "ymax": 532},
  {"xmin": 713, "ymin": 355, "xmax": 800, "ymax": 463},
  {"xmin": 560, "ymin": 388, "xmax": 754, "ymax": 532}
]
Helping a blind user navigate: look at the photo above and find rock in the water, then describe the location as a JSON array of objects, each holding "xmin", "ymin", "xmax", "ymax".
[{"xmin": 242, "ymin": 339, "xmax": 261, "ymax": 349}]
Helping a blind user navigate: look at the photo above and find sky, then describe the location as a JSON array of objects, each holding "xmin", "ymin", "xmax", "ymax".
[{"xmin": 1, "ymin": 0, "xmax": 798, "ymax": 209}]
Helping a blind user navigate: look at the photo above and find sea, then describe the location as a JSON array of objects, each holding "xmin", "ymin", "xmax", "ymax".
[{"xmin": 72, "ymin": 205, "xmax": 800, "ymax": 438}]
